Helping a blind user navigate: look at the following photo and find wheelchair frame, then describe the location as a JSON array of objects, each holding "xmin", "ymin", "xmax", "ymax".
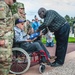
[{"xmin": 10, "ymin": 46, "xmax": 47, "ymax": 74}]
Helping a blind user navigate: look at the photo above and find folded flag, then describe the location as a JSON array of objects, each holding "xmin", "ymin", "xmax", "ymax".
[{"xmin": 29, "ymin": 32, "xmax": 40, "ymax": 40}]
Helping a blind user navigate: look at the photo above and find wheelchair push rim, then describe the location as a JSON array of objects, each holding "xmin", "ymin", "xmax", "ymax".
[{"xmin": 10, "ymin": 48, "xmax": 31, "ymax": 74}]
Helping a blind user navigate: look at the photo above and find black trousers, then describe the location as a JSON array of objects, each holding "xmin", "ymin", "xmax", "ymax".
[
  {"xmin": 35, "ymin": 40, "xmax": 50, "ymax": 58},
  {"xmin": 21, "ymin": 42, "xmax": 43, "ymax": 53},
  {"xmin": 54, "ymin": 23, "xmax": 70, "ymax": 64}
]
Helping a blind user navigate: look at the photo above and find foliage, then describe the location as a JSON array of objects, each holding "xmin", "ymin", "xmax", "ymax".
[
  {"xmin": 68, "ymin": 37, "xmax": 75, "ymax": 43},
  {"xmin": 41, "ymin": 36, "xmax": 75, "ymax": 44},
  {"xmin": 64, "ymin": 15, "xmax": 75, "ymax": 26}
]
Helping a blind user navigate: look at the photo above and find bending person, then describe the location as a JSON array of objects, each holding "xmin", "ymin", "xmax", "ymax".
[{"xmin": 37, "ymin": 7, "xmax": 70, "ymax": 67}]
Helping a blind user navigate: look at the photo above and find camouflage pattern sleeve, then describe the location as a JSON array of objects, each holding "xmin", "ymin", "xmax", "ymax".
[
  {"xmin": 0, "ymin": 1, "xmax": 6, "ymax": 25},
  {"xmin": 0, "ymin": 1, "xmax": 13, "ymax": 37},
  {"xmin": 0, "ymin": 1, "xmax": 14, "ymax": 75}
]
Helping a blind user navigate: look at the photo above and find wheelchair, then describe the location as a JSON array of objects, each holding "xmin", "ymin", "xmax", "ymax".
[{"xmin": 10, "ymin": 40, "xmax": 48, "ymax": 74}]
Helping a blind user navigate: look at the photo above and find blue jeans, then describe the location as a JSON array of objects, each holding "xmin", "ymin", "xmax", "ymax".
[{"xmin": 46, "ymin": 41, "xmax": 54, "ymax": 47}]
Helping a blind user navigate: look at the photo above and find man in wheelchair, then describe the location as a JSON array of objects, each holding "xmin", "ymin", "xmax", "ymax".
[{"xmin": 14, "ymin": 19, "xmax": 53, "ymax": 64}]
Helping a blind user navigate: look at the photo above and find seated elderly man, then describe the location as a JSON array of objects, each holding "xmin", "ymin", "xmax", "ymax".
[{"xmin": 14, "ymin": 19, "xmax": 52, "ymax": 63}]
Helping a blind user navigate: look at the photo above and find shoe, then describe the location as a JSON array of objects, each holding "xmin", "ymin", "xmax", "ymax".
[
  {"xmin": 51, "ymin": 62, "xmax": 63, "ymax": 67},
  {"xmin": 47, "ymin": 61, "xmax": 52, "ymax": 65},
  {"xmin": 50, "ymin": 56, "xmax": 57, "ymax": 59}
]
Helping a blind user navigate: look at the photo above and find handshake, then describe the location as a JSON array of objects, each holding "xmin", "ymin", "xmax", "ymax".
[{"xmin": 29, "ymin": 25, "xmax": 47, "ymax": 40}]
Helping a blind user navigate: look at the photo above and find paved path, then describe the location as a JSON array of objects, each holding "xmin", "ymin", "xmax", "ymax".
[
  {"xmin": 43, "ymin": 56, "xmax": 75, "ymax": 75},
  {"xmin": 46, "ymin": 43, "xmax": 75, "ymax": 56},
  {"xmin": 21, "ymin": 43, "xmax": 75, "ymax": 75}
]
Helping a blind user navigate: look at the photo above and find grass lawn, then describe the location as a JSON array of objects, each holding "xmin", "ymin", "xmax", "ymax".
[
  {"xmin": 41, "ymin": 37, "xmax": 75, "ymax": 44},
  {"xmin": 68, "ymin": 37, "xmax": 75, "ymax": 43}
]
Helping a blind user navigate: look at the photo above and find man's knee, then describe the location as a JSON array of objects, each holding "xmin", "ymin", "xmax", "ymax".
[{"xmin": 34, "ymin": 42, "xmax": 40, "ymax": 46}]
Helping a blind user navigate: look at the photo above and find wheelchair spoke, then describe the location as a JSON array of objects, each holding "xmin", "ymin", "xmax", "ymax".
[
  {"xmin": 10, "ymin": 48, "xmax": 30, "ymax": 74},
  {"xmin": 11, "ymin": 56, "xmax": 29, "ymax": 72}
]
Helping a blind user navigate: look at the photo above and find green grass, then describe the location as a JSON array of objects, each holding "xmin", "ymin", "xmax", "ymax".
[
  {"xmin": 41, "ymin": 37, "xmax": 75, "ymax": 44},
  {"xmin": 68, "ymin": 37, "xmax": 75, "ymax": 43}
]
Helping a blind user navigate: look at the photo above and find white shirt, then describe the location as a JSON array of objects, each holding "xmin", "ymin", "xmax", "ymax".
[{"xmin": 45, "ymin": 31, "xmax": 53, "ymax": 43}]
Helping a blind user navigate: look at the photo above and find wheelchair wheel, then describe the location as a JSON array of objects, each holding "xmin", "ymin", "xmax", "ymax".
[
  {"xmin": 10, "ymin": 48, "xmax": 30, "ymax": 74},
  {"xmin": 39, "ymin": 64, "xmax": 46, "ymax": 73}
]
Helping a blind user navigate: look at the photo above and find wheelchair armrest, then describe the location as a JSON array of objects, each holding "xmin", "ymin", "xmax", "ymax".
[
  {"xmin": 13, "ymin": 40, "xmax": 26, "ymax": 47},
  {"xmin": 15, "ymin": 41, "xmax": 25, "ymax": 44}
]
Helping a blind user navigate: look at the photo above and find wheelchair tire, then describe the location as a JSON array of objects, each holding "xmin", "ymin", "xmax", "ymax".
[
  {"xmin": 39, "ymin": 64, "xmax": 46, "ymax": 73},
  {"xmin": 10, "ymin": 47, "xmax": 31, "ymax": 74}
]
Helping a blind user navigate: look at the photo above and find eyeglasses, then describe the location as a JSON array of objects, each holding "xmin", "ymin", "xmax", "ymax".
[
  {"xmin": 20, "ymin": 13, "xmax": 26, "ymax": 15},
  {"xmin": 19, "ymin": 22, "xmax": 24, "ymax": 25},
  {"xmin": 21, "ymin": 23, "xmax": 24, "ymax": 25}
]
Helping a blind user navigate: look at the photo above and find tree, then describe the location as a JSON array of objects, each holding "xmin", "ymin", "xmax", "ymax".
[
  {"xmin": 64, "ymin": 15, "xmax": 75, "ymax": 26},
  {"xmin": 65, "ymin": 15, "xmax": 70, "ymax": 22}
]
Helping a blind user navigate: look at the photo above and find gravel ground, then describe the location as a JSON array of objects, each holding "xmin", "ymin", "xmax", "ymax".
[{"xmin": 43, "ymin": 58, "xmax": 75, "ymax": 75}]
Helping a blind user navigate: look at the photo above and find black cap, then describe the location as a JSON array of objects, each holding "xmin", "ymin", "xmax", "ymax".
[{"xmin": 15, "ymin": 19, "xmax": 26, "ymax": 25}]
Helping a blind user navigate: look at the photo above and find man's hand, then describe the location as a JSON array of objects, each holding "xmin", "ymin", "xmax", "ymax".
[
  {"xmin": 32, "ymin": 37, "xmax": 37, "ymax": 41},
  {"xmin": 36, "ymin": 28, "xmax": 40, "ymax": 32},
  {"xmin": 0, "ymin": 40, "xmax": 5, "ymax": 46},
  {"xmin": 27, "ymin": 37, "xmax": 38, "ymax": 42},
  {"xmin": 40, "ymin": 31, "xmax": 43, "ymax": 36}
]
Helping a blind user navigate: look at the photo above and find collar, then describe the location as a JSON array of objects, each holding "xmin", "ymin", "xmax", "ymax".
[{"xmin": 14, "ymin": 26, "xmax": 22, "ymax": 33}]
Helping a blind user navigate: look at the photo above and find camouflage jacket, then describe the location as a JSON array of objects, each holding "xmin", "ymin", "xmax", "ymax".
[
  {"xmin": 13, "ymin": 12, "xmax": 26, "ymax": 21},
  {"xmin": 0, "ymin": 1, "xmax": 14, "ymax": 37}
]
